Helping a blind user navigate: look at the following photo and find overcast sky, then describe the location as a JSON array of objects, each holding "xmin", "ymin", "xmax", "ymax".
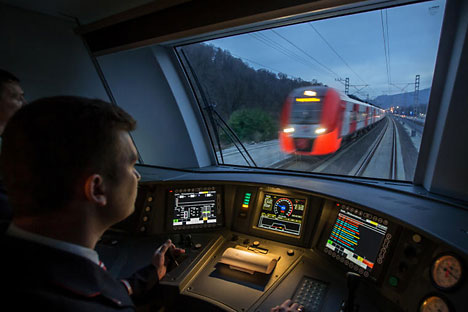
[{"xmin": 205, "ymin": 0, "xmax": 445, "ymax": 99}]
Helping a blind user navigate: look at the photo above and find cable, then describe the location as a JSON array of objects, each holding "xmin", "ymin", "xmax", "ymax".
[
  {"xmin": 230, "ymin": 52, "xmax": 302, "ymax": 80},
  {"xmin": 380, "ymin": 10, "xmax": 391, "ymax": 93},
  {"xmin": 385, "ymin": 10, "xmax": 392, "ymax": 84},
  {"xmin": 249, "ymin": 33, "xmax": 313, "ymax": 69},
  {"xmin": 255, "ymin": 33, "xmax": 321, "ymax": 70},
  {"xmin": 271, "ymin": 29, "xmax": 341, "ymax": 79},
  {"xmin": 252, "ymin": 32, "xmax": 334, "ymax": 78},
  {"xmin": 308, "ymin": 23, "xmax": 368, "ymax": 85},
  {"xmin": 308, "ymin": 23, "xmax": 381, "ymax": 98}
]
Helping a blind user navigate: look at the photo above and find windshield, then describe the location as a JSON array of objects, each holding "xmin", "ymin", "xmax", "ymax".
[{"xmin": 177, "ymin": 0, "xmax": 445, "ymax": 181}]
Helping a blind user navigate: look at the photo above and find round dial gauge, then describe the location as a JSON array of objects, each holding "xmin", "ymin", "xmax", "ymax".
[
  {"xmin": 419, "ymin": 296, "xmax": 450, "ymax": 312},
  {"xmin": 431, "ymin": 254, "xmax": 463, "ymax": 290},
  {"xmin": 273, "ymin": 198, "xmax": 293, "ymax": 217}
]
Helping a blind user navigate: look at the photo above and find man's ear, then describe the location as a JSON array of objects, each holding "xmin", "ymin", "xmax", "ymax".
[{"xmin": 84, "ymin": 174, "xmax": 107, "ymax": 206}]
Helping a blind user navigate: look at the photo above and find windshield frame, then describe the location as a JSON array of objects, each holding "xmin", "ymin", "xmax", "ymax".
[{"xmin": 172, "ymin": 0, "xmax": 444, "ymax": 183}]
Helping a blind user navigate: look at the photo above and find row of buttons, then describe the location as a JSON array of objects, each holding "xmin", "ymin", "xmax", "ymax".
[
  {"xmin": 324, "ymin": 248, "xmax": 370, "ymax": 277},
  {"xmin": 139, "ymin": 195, "xmax": 154, "ymax": 232},
  {"xmin": 377, "ymin": 234, "xmax": 392, "ymax": 264},
  {"xmin": 340, "ymin": 204, "xmax": 389, "ymax": 226},
  {"xmin": 174, "ymin": 187, "xmax": 215, "ymax": 193},
  {"xmin": 173, "ymin": 223, "xmax": 218, "ymax": 230}
]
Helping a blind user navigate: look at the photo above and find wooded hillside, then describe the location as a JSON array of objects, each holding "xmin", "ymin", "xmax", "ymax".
[{"xmin": 182, "ymin": 43, "xmax": 322, "ymax": 142}]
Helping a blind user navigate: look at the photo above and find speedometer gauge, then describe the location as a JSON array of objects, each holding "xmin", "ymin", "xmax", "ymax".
[
  {"xmin": 431, "ymin": 254, "xmax": 463, "ymax": 290},
  {"xmin": 273, "ymin": 198, "xmax": 294, "ymax": 217},
  {"xmin": 419, "ymin": 296, "xmax": 450, "ymax": 312}
]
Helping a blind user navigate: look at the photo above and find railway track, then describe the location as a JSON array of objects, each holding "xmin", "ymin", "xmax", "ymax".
[
  {"xmin": 390, "ymin": 117, "xmax": 398, "ymax": 179},
  {"xmin": 350, "ymin": 116, "xmax": 403, "ymax": 179},
  {"xmin": 352, "ymin": 119, "xmax": 388, "ymax": 176}
]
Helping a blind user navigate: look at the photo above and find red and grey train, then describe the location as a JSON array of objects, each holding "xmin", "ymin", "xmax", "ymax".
[{"xmin": 279, "ymin": 86, "xmax": 386, "ymax": 155}]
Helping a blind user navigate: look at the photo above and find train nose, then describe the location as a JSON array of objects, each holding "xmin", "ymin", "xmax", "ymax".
[{"xmin": 295, "ymin": 138, "xmax": 312, "ymax": 151}]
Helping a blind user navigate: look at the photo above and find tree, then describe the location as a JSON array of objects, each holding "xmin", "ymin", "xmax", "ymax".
[{"xmin": 227, "ymin": 108, "xmax": 277, "ymax": 143}]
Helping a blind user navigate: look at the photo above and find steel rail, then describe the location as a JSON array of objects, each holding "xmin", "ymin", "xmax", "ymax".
[
  {"xmin": 389, "ymin": 117, "xmax": 398, "ymax": 179},
  {"xmin": 355, "ymin": 117, "xmax": 389, "ymax": 176}
]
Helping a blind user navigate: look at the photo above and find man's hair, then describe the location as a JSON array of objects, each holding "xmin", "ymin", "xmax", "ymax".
[
  {"xmin": 0, "ymin": 69, "xmax": 20, "ymax": 95},
  {"xmin": 0, "ymin": 96, "xmax": 137, "ymax": 217}
]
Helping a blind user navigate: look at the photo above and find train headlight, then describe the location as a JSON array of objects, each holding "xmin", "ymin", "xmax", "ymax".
[
  {"xmin": 303, "ymin": 90, "xmax": 317, "ymax": 96},
  {"xmin": 315, "ymin": 127, "xmax": 327, "ymax": 134},
  {"xmin": 283, "ymin": 127, "xmax": 295, "ymax": 133}
]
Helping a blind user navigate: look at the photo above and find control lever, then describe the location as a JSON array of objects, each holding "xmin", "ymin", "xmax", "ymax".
[
  {"xmin": 184, "ymin": 234, "xmax": 193, "ymax": 248},
  {"xmin": 340, "ymin": 272, "xmax": 360, "ymax": 312}
]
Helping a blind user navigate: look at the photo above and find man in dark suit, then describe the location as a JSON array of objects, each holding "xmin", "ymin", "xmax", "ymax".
[
  {"xmin": 0, "ymin": 69, "xmax": 27, "ymax": 136},
  {"xmin": 0, "ymin": 96, "xmax": 183, "ymax": 310},
  {"xmin": 0, "ymin": 69, "xmax": 27, "ymax": 222}
]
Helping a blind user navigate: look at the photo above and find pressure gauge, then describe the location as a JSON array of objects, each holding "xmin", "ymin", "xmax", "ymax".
[
  {"xmin": 419, "ymin": 296, "xmax": 450, "ymax": 312},
  {"xmin": 431, "ymin": 254, "xmax": 463, "ymax": 290}
]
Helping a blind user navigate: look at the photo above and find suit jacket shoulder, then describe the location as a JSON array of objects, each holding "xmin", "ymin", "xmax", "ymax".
[{"xmin": 0, "ymin": 235, "xmax": 135, "ymax": 311}]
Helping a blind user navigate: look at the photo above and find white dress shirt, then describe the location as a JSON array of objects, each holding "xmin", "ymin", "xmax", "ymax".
[{"xmin": 6, "ymin": 223, "xmax": 101, "ymax": 266}]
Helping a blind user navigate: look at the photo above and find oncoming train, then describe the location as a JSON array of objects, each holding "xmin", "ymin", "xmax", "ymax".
[{"xmin": 279, "ymin": 86, "xmax": 386, "ymax": 155}]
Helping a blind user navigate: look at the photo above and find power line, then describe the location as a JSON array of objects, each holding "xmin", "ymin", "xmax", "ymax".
[
  {"xmin": 230, "ymin": 52, "xmax": 302, "ymax": 80},
  {"xmin": 380, "ymin": 10, "xmax": 391, "ymax": 92},
  {"xmin": 271, "ymin": 29, "xmax": 341, "ymax": 79},
  {"xmin": 308, "ymin": 23, "xmax": 381, "ymax": 98},
  {"xmin": 308, "ymin": 23, "xmax": 368, "ymax": 85},
  {"xmin": 249, "ymin": 33, "xmax": 315, "ymax": 69},
  {"xmin": 385, "ymin": 10, "xmax": 392, "ymax": 84},
  {"xmin": 256, "ymin": 33, "xmax": 323, "ymax": 71}
]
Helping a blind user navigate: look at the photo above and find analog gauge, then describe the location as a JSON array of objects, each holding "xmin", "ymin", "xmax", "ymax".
[
  {"xmin": 431, "ymin": 254, "xmax": 463, "ymax": 290},
  {"xmin": 419, "ymin": 296, "xmax": 450, "ymax": 312},
  {"xmin": 273, "ymin": 198, "xmax": 293, "ymax": 217}
]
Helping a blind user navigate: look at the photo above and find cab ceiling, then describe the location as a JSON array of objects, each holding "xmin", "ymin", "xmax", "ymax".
[
  {"xmin": 0, "ymin": 0, "xmax": 155, "ymax": 24},
  {"xmin": 0, "ymin": 0, "xmax": 381, "ymax": 55}
]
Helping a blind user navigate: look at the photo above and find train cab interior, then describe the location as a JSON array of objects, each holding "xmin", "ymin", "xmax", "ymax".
[{"xmin": 1, "ymin": 0, "xmax": 467, "ymax": 311}]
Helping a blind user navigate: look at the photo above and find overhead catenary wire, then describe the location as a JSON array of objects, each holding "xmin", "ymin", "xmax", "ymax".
[
  {"xmin": 230, "ymin": 52, "xmax": 303, "ymax": 80},
  {"xmin": 271, "ymin": 29, "xmax": 341, "ymax": 80},
  {"xmin": 308, "ymin": 23, "xmax": 381, "ymax": 98},
  {"xmin": 308, "ymin": 23, "xmax": 368, "ymax": 85},
  {"xmin": 250, "ymin": 33, "xmax": 319, "ymax": 71},
  {"xmin": 251, "ymin": 32, "xmax": 335, "ymax": 79},
  {"xmin": 380, "ymin": 9, "xmax": 391, "ymax": 94},
  {"xmin": 385, "ymin": 10, "xmax": 392, "ymax": 84}
]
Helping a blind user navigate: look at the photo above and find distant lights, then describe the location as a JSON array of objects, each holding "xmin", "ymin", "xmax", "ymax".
[
  {"xmin": 315, "ymin": 127, "xmax": 327, "ymax": 134},
  {"xmin": 283, "ymin": 127, "xmax": 295, "ymax": 133},
  {"xmin": 303, "ymin": 90, "xmax": 317, "ymax": 96}
]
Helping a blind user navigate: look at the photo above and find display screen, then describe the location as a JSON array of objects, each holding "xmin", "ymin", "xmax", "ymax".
[
  {"xmin": 257, "ymin": 193, "xmax": 305, "ymax": 236},
  {"xmin": 325, "ymin": 206, "xmax": 388, "ymax": 274},
  {"xmin": 172, "ymin": 188, "xmax": 218, "ymax": 229}
]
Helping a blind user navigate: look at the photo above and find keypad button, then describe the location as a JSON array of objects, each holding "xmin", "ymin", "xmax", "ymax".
[{"xmin": 292, "ymin": 277, "xmax": 327, "ymax": 311}]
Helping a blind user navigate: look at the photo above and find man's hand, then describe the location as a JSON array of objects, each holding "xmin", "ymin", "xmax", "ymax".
[
  {"xmin": 152, "ymin": 239, "xmax": 185, "ymax": 280},
  {"xmin": 270, "ymin": 299, "xmax": 304, "ymax": 312}
]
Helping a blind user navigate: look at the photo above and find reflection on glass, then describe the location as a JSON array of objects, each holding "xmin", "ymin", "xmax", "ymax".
[{"xmin": 178, "ymin": 0, "xmax": 445, "ymax": 181}]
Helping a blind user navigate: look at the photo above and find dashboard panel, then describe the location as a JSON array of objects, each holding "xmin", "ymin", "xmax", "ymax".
[
  {"xmin": 318, "ymin": 202, "xmax": 398, "ymax": 283},
  {"xmin": 167, "ymin": 186, "xmax": 224, "ymax": 231},
  {"xmin": 255, "ymin": 192, "xmax": 306, "ymax": 236},
  {"xmin": 99, "ymin": 167, "xmax": 467, "ymax": 312}
]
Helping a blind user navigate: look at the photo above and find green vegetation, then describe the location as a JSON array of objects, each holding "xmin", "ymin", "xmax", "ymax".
[{"xmin": 227, "ymin": 108, "xmax": 277, "ymax": 143}]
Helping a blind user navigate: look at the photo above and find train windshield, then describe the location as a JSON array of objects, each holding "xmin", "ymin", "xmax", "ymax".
[
  {"xmin": 290, "ymin": 102, "xmax": 323, "ymax": 125},
  {"xmin": 176, "ymin": 0, "xmax": 445, "ymax": 181}
]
